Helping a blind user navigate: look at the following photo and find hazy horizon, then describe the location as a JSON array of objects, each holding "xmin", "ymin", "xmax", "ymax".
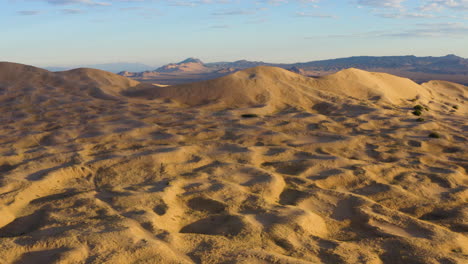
[
  {"xmin": 22, "ymin": 53, "xmax": 467, "ymax": 70},
  {"xmin": 2, "ymin": 0, "xmax": 468, "ymax": 66}
]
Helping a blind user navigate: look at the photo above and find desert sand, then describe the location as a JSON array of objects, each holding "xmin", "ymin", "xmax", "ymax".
[{"xmin": 0, "ymin": 62, "xmax": 467, "ymax": 263}]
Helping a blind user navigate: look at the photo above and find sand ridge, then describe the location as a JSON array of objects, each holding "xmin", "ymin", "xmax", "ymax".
[
  {"xmin": 125, "ymin": 66, "xmax": 439, "ymax": 114},
  {"xmin": 0, "ymin": 62, "xmax": 467, "ymax": 263}
]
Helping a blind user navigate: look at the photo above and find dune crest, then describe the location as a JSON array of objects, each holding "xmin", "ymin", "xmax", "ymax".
[
  {"xmin": 0, "ymin": 62, "xmax": 144, "ymax": 99},
  {"xmin": 56, "ymin": 68, "xmax": 141, "ymax": 96},
  {"xmin": 126, "ymin": 66, "xmax": 446, "ymax": 115},
  {"xmin": 316, "ymin": 68, "xmax": 431, "ymax": 103}
]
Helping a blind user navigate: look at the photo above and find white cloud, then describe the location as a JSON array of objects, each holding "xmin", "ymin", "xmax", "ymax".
[{"xmin": 420, "ymin": 0, "xmax": 468, "ymax": 11}]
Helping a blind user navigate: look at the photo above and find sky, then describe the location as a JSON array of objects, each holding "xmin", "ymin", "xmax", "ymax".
[{"xmin": 1, "ymin": 0, "xmax": 467, "ymax": 67}]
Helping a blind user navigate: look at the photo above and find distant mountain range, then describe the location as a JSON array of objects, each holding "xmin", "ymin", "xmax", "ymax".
[
  {"xmin": 42, "ymin": 55, "xmax": 468, "ymax": 85},
  {"xmin": 117, "ymin": 55, "xmax": 468, "ymax": 85},
  {"xmin": 293, "ymin": 54, "xmax": 468, "ymax": 75},
  {"xmin": 205, "ymin": 54, "xmax": 468, "ymax": 75}
]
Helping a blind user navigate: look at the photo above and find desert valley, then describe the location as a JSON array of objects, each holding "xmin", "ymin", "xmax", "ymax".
[{"xmin": 0, "ymin": 60, "xmax": 467, "ymax": 263}]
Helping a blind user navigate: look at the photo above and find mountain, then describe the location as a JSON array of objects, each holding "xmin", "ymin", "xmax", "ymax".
[
  {"xmin": 155, "ymin": 57, "xmax": 210, "ymax": 73},
  {"xmin": 179, "ymin": 58, "xmax": 203, "ymax": 64},
  {"xmin": 287, "ymin": 66, "xmax": 306, "ymax": 75},
  {"xmin": 206, "ymin": 60, "xmax": 269, "ymax": 69},
  {"xmin": 45, "ymin": 62, "xmax": 154, "ymax": 73},
  {"xmin": 295, "ymin": 54, "xmax": 468, "ymax": 75},
  {"xmin": 207, "ymin": 55, "xmax": 468, "ymax": 75}
]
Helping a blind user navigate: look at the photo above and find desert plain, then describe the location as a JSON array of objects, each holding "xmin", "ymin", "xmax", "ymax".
[{"xmin": 0, "ymin": 62, "xmax": 467, "ymax": 263}]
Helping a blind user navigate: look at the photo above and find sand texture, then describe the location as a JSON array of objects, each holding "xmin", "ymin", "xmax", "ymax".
[{"xmin": 0, "ymin": 62, "xmax": 467, "ymax": 263}]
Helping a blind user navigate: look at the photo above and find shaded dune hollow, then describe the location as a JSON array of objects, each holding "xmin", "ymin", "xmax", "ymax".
[{"xmin": 0, "ymin": 62, "xmax": 467, "ymax": 264}]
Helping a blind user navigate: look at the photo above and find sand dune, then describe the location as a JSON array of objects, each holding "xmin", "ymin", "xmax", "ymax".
[
  {"xmin": 126, "ymin": 66, "xmax": 441, "ymax": 114},
  {"xmin": 0, "ymin": 62, "xmax": 141, "ymax": 98},
  {"xmin": 0, "ymin": 62, "xmax": 467, "ymax": 263},
  {"xmin": 315, "ymin": 68, "xmax": 432, "ymax": 103},
  {"xmin": 56, "ymin": 68, "xmax": 140, "ymax": 95},
  {"xmin": 120, "ymin": 65, "xmax": 460, "ymax": 114}
]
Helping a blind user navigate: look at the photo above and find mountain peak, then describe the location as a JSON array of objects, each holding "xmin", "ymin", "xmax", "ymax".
[
  {"xmin": 288, "ymin": 66, "xmax": 305, "ymax": 75},
  {"xmin": 179, "ymin": 58, "xmax": 203, "ymax": 64},
  {"xmin": 155, "ymin": 58, "xmax": 208, "ymax": 73},
  {"xmin": 442, "ymin": 54, "xmax": 462, "ymax": 60}
]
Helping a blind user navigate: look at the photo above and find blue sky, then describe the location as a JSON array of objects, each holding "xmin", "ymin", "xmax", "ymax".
[{"xmin": 1, "ymin": 0, "xmax": 467, "ymax": 67}]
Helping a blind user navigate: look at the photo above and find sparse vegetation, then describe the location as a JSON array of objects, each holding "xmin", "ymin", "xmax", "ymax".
[
  {"xmin": 452, "ymin": 105, "xmax": 459, "ymax": 110},
  {"xmin": 413, "ymin": 105, "xmax": 424, "ymax": 111},
  {"xmin": 411, "ymin": 104, "xmax": 428, "ymax": 116},
  {"xmin": 429, "ymin": 132, "xmax": 440, "ymax": 138},
  {"xmin": 416, "ymin": 118, "xmax": 425, "ymax": 122},
  {"xmin": 241, "ymin": 114, "xmax": 259, "ymax": 118},
  {"xmin": 159, "ymin": 163, "xmax": 166, "ymax": 176}
]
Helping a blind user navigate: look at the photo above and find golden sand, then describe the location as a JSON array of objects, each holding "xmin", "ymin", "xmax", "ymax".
[{"xmin": 0, "ymin": 62, "xmax": 466, "ymax": 263}]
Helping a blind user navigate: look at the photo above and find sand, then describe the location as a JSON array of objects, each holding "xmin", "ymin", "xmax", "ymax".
[{"xmin": 0, "ymin": 62, "xmax": 467, "ymax": 263}]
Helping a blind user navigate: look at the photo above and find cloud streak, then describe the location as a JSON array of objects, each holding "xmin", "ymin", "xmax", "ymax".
[
  {"xmin": 377, "ymin": 12, "xmax": 435, "ymax": 19},
  {"xmin": 295, "ymin": 12, "xmax": 336, "ymax": 18},
  {"xmin": 307, "ymin": 22, "xmax": 468, "ymax": 39},
  {"xmin": 420, "ymin": 0, "xmax": 468, "ymax": 11},
  {"xmin": 17, "ymin": 10, "xmax": 42, "ymax": 15},
  {"xmin": 61, "ymin": 8, "xmax": 85, "ymax": 14},
  {"xmin": 44, "ymin": 0, "xmax": 110, "ymax": 6},
  {"xmin": 357, "ymin": 0, "xmax": 406, "ymax": 9},
  {"xmin": 211, "ymin": 10, "xmax": 253, "ymax": 16}
]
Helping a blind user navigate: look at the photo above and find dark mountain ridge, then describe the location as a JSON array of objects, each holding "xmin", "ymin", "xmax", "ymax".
[{"xmin": 295, "ymin": 54, "xmax": 468, "ymax": 74}]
